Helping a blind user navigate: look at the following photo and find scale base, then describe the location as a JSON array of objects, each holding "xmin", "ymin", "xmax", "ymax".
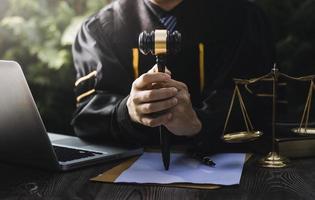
[
  {"xmin": 222, "ymin": 131, "xmax": 263, "ymax": 143},
  {"xmin": 258, "ymin": 152, "xmax": 289, "ymax": 168},
  {"xmin": 292, "ymin": 128, "xmax": 315, "ymax": 135}
]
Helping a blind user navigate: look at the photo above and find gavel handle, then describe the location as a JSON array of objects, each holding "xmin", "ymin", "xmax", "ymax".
[
  {"xmin": 160, "ymin": 126, "xmax": 170, "ymax": 170},
  {"xmin": 156, "ymin": 55, "xmax": 166, "ymax": 73},
  {"xmin": 156, "ymin": 55, "xmax": 170, "ymax": 170}
]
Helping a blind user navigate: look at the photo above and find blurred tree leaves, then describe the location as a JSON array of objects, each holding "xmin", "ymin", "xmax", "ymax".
[{"xmin": 0, "ymin": 0, "xmax": 109, "ymax": 133}]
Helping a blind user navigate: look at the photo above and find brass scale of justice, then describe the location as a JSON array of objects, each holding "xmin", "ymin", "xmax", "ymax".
[
  {"xmin": 139, "ymin": 29, "xmax": 315, "ymax": 168},
  {"xmin": 222, "ymin": 64, "xmax": 315, "ymax": 168}
]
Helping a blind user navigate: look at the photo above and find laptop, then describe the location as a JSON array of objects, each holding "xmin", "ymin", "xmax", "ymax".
[{"xmin": 0, "ymin": 60, "xmax": 143, "ymax": 171}]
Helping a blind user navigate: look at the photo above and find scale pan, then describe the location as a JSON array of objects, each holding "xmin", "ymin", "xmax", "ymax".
[
  {"xmin": 291, "ymin": 128, "xmax": 315, "ymax": 135},
  {"xmin": 222, "ymin": 131, "xmax": 263, "ymax": 143}
]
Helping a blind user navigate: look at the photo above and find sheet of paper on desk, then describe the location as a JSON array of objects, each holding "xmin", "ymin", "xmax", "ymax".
[{"xmin": 115, "ymin": 152, "xmax": 246, "ymax": 185}]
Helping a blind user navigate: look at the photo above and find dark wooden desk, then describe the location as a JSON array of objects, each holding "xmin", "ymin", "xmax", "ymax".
[{"xmin": 1, "ymin": 155, "xmax": 315, "ymax": 200}]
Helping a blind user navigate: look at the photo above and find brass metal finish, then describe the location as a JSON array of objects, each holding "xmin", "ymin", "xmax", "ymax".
[
  {"xmin": 223, "ymin": 131, "xmax": 263, "ymax": 143},
  {"xmin": 222, "ymin": 84, "xmax": 263, "ymax": 143},
  {"xmin": 292, "ymin": 80, "xmax": 314, "ymax": 135},
  {"xmin": 259, "ymin": 152, "xmax": 288, "ymax": 168},
  {"xmin": 222, "ymin": 63, "xmax": 315, "ymax": 169},
  {"xmin": 258, "ymin": 66, "xmax": 289, "ymax": 168},
  {"xmin": 154, "ymin": 29, "xmax": 167, "ymax": 55},
  {"xmin": 292, "ymin": 128, "xmax": 315, "ymax": 135}
]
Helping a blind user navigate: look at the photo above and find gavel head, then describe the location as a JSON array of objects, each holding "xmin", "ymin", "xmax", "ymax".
[{"xmin": 138, "ymin": 29, "xmax": 181, "ymax": 56}]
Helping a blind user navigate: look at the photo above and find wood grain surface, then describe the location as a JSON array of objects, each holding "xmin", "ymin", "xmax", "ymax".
[{"xmin": 1, "ymin": 155, "xmax": 315, "ymax": 200}]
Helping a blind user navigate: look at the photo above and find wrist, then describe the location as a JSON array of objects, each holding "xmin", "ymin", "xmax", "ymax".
[
  {"xmin": 188, "ymin": 117, "xmax": 202, "ymax": 137},
  {"xmin": 126, "ymin": 96, "xmax": 137, "ymax": 123},
  {"xmin": 185, "ymin": 109, "xmax": 202, "ymax": 137}
]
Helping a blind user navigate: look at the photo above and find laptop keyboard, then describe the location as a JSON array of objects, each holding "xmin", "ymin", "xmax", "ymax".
[{"xmin": 53, "ymin": 145, "xmax": 103, "ymax": 162}]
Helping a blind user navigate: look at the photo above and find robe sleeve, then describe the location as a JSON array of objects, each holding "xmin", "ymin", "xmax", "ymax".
[{"xmin": 71, "ymin": 12, "xmax": 159, "ymax": 145}]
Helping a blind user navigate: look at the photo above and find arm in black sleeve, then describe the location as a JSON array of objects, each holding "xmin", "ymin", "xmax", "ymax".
[{"xmin": 71, "ymin": 13, "xmax": 158, "ymax": 145}]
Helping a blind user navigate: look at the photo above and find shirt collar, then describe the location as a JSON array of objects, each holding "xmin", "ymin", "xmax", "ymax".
[{"xmin": 144, "ymin": 0, "xmax": 185, "ymax": 19}]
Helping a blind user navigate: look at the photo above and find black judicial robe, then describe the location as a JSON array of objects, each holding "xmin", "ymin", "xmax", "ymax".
[{"xmin": 72, "ymin": 0, "xmax": 275, "ymax": 153}]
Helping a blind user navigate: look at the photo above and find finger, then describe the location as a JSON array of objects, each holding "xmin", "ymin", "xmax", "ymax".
[
  {"xmin": 165, "ymin": 67, "xmax": 172, "ymax": 76},
  {"xmin": 160, "ymin": 79, "xmax": 191, "ymax": 103},
  {"xmin": 133, "ymin": 87, "xmax": 178, "ymax": 104},
  {"xmin": 147, "ymin": 65, "xmax": 157, "ymax": 73},
  {"xmin": 137, "ymin": 97, "xmax": 178, "ymax": 114},
  {"xmin": 133, "ymin": 72, "xmax": 171, "ymax": 89},
  {"xmin": 161, "ymin": 79, "xmax": 188, "ymax": 91},
  {"xmin": 140, "ymin": 113, "xmax": 172, "ymax": 127},
  {"xmin": 148, "ymin": 65, "xmax": 172, "ymax": 76}
]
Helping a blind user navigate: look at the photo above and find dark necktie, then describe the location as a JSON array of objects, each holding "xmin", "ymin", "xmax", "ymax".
[{"xmin": 160, "ymin": 15, "xmax": 177, "ymax": 32}]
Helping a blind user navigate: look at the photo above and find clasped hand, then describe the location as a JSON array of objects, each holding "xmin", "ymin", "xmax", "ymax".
[{"xmin": 127, "ymin": 65, "xmax": 201, "ymax": 137}]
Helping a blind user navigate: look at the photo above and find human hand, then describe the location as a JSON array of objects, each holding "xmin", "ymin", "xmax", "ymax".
[
  {"xmin": 162, "ymin": 79, "xmax": 202, "ymax": 137},
  {"xmin": 127, "ymin": 67, "xmax": 178, "ymax": 127},
  {"xmin": 147, "ymin": 64, "xmax": 172, "ymax": 76}
]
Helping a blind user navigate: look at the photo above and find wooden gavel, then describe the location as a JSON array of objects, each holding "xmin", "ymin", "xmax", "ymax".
[{"xmin": 138, "ymin": 29, "xmax": 181, "ymax": 170}]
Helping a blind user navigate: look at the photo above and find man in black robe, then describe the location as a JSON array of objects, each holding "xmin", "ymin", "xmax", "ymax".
[{"xmin": 72, "ymin": 0, "xmax": 275, "ymax": 153}]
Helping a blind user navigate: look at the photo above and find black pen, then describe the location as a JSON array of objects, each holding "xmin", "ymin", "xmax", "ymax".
[
  {"xmin": 190, "ymin": 152, "xmax": 216, "ymax": 167},
  {"xmin": 201, "ymin": 156, "xmax": 216, "ymax": 167}
]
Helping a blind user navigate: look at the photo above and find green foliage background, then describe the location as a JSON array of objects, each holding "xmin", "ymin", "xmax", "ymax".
[
  {"xmin": 0, "ymin": 0, "xmax": 314, "ymax": 133},
  {"xmin": 0, "ymin": 0, "xmax": 110, "ymax": 134}
]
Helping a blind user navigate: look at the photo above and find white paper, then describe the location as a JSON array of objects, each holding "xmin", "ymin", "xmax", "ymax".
[{"xmin": 115, "ymin": 152, "xmax": 246, "ymax": 185}]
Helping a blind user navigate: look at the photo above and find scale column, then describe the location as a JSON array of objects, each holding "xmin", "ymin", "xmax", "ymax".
[{"xmin": 258, "ymin": 64, "xmax": 289, "ymax": 168}]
